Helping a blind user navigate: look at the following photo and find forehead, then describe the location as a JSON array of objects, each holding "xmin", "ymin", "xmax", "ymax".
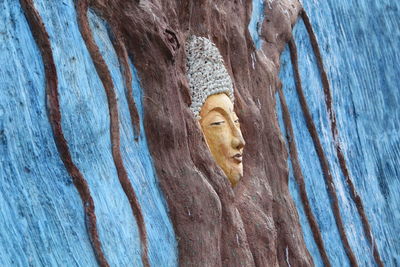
[{"xmin": 200, "ymin": 93, "xmax": 234, "ymax": 117}]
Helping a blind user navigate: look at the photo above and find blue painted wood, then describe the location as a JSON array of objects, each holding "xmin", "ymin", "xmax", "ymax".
[
  {"xmin": 0, "ymin": 1, "xmax": 97, "ymax": 265},
  {"xmin": 275, "ymin": 93, "xmax": 325, "ymax": 267},
  {"xmin": 248, "ymin": 0, "xmax": 265, "ymax": 50},
  {"xmin": 0, "ymin": 0, "xmax": 177, "ymax": 265},
  {"xmin": 279, "ymin": 44, "xmax": 353, "ymax": 266},
  {"xmin": 3, "ymin": 0, "xmax": 398, "ymax": 265},
  {"xmin": 276, "ymin": 0, "xmax": 400, "ymax": 266},
  {"xmin": 87, "ymin": 10, "xmax": 178, "ymax": 266}
]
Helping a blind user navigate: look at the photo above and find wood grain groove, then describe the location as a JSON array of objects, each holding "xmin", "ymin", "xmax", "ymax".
[
  {"xmin": 277, "ymin": 85, "xmax": 331, "ymax": 267},
  {"xmin": 75, "ymin": 1, "xmax": 149, "ymax": 266},
  {"xmin": 288, "ymin": 37, "xmax": 359, "ymax": 267},
  {"xmin": 301, "ymin": 10, "xmax": 384, "ymax": 266},
  {"xmin": 19, "ymin": 1, "xmax": 109, "ymax": 266}
]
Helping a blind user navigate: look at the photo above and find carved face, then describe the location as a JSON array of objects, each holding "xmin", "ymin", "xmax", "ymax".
[{"xmin": 199, "ymin": 93, "xmax": 245, "ymax": 186}]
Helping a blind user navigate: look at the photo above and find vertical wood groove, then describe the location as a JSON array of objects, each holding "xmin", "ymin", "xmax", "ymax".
[
  {"xmin": 109, "ymin": 26, "xmax": 141, "ymax": 140},
  {"xmin": 301, "ymin": 10, "xmax": 384, "ymax": 267},
  {"xmin": 19, "ymin": 1, "xmax": 109, "ymax": 266},
  {"xmin": 75, "ymin": 1, "xmax": 149, "ymax": 266},
  {"xmin": 288, "ymin": 37, "xmax": 359, "ymax": 267},
  {"xmin": 277, "ymin": 85, "xmax": 331, "ymax": 267}
]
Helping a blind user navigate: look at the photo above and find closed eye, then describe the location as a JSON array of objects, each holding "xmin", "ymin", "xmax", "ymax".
[
  {"xmin": 234, "ymin": 119, "xmax": 240, "ymax": 124},
  {"xmin": 210, "ymin": 121, "xmax": 225, "ymax": 126}
]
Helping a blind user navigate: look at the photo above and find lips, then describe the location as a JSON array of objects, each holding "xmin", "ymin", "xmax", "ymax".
[{"xmin": 232, "ymin": 153, "xmax": 242, "ymax": 163}]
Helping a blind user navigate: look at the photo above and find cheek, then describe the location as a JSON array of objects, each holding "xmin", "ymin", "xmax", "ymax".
[{"xmin": 205, "ymin": 129, "xmax": 231, "ymax": 157}]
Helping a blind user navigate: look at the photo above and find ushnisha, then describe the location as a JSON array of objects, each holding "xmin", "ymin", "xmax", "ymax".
[{"xmin": 185, "ymin": 35, "xmax": 235, "ymax": 120}]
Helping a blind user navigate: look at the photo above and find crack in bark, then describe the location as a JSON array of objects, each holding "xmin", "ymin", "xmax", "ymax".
[
  {"xmin": 301, "ymin": 10, "xmax": 384, "ymax": 267},
  {"xmin": 75, "ymin": 1, "xmax": 149, "ymax": 266},
  {"xmin": 19, "ymin": 0, "xmax": 109, "ymax": 266},
  {"xmin": 288, "ymin": 37, "xmax": 359, "ymax": 267}
]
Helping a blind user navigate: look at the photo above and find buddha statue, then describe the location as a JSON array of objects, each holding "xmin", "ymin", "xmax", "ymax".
[{"xmin": 186, "ymin": 36, "xmax": 245, "ymax": 186}]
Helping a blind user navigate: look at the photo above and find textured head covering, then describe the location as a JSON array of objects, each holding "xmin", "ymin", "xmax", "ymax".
[{"xmin": 185, "ymin": 36, "xmax": 235, "ymax": 119}]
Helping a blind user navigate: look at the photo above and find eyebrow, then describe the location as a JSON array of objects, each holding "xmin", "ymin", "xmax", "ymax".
[{"xmin": 207, "ymin": 107, "xmax": 232, "ymax": 118}]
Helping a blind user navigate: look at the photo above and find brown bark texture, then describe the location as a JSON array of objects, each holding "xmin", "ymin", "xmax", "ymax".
[{"xmin": 87, "ymin": 0, "xmax": 313, "ymax": 266}]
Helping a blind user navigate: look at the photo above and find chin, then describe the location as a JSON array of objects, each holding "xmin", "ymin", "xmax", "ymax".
[{"xmin": 228, "ymin": 167, "xmax": 243, "ymax": 187}]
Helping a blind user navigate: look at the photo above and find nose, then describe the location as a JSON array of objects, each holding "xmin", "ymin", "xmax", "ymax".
[{"xmin": 231, "ymin": 125, "xmax": 245, "ymax": 150}]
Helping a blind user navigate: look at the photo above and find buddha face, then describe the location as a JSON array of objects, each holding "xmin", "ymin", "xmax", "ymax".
[{"xmin": 199, "ymin": 93, "xmax": 245, "ymax": 186}]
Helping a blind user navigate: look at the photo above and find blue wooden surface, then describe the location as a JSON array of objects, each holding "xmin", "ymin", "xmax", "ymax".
[
  {"xmin": 248, "ymin": 0, "xmax": 265, "ymax": 50},
  {"xmin": 0, "ymin": 0, "xmax": 177, "ymax": 266},
  {"xmin": 87, "ymin": 10, "xmax": 178, "ymax": 266},
  {"xmin": 0, "ymin": 1, "xmax": 97, "ymax": 265},
  {"xmin": 2, "ymin": 0, "xmax": 399, "ymax": 265},
  {"xmin": 275, "ymin": 94, "xmax": 325, "ymax": 267},
  {"xmin": 275, "ymin": 0, "xmax": 400, "ymax": 266}
]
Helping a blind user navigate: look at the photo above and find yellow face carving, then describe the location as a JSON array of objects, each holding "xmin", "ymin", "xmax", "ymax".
[{"xmin": 199, "ymin": 93, "xmax": 245, "ymax": 186}]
